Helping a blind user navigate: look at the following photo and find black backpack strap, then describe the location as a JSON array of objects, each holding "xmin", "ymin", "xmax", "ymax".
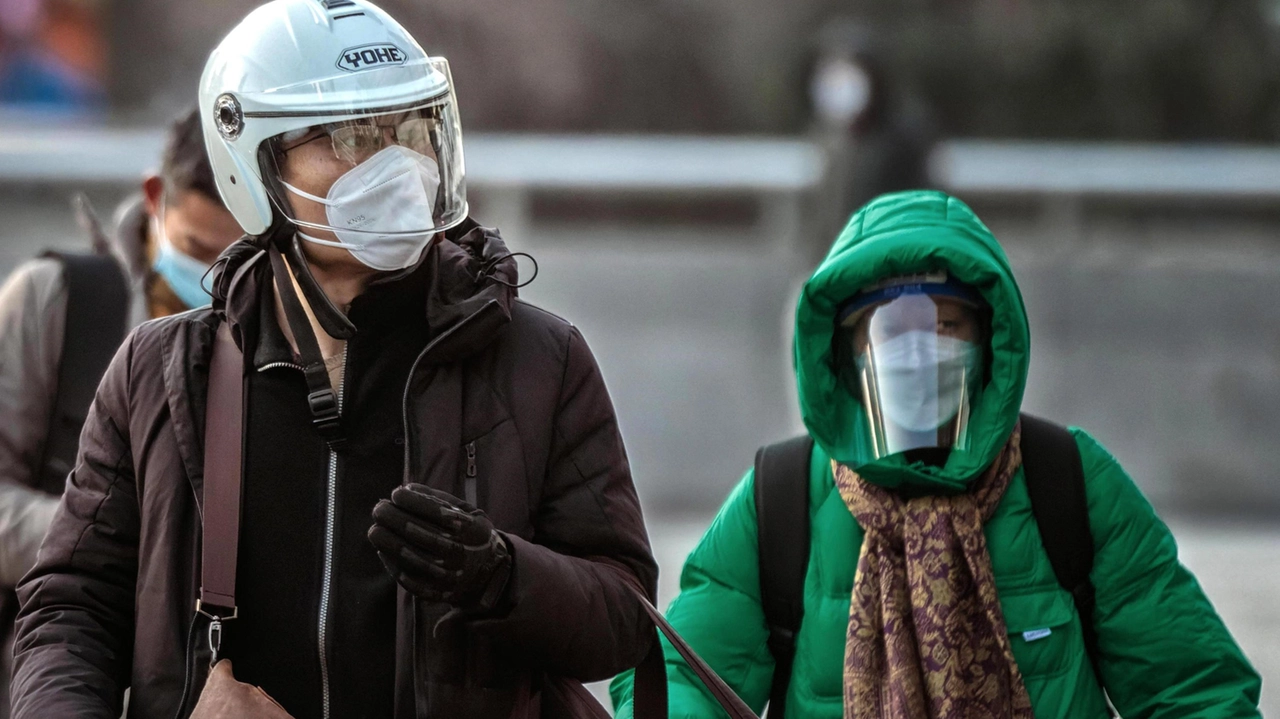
[
  {"xmin": 1019, "ymin": 413, "xmax": 1108, "ymax": 699},
  {"xmin": 754, "ymin": 434, "xmax": 814, "ymax": 719},
  {"xmin": 35, "ymin": 252, "xmax": 129, "ymax": 494}
]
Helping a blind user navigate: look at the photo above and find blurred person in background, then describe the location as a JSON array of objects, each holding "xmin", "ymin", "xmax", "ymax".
[
  {"xmin": 0, "ymin": 0, "xmax": 107, "ymax": 114},
  {"xmin": 9, "ymin": 0, "xmax": 657, "ymax": 717},
  {"xmin": 806, "ymin": 21, "xmax": 935, "ymax": 266},
  {"xmin": 610, "ymin": 190, "xmax": 1261, "ymax": 718},
  {"xmin": 0, "ymin": 106, "xmax": 241, "ymax": 719}
]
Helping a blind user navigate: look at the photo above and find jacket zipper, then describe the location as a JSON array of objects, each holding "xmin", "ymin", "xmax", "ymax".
[
  {"xmin": 249, "ymin": 352, "xmax": 346, "ymax": 717},
  {"xmin": 258, "ymin": 361, "xmax": 304, "ymax": 373},
  {"xmin": 318, "ymin": 345, "xmax": 347, "ymax": 719},
  {"xmin": 399, "ymin": 300, "xmax": 497, "ymax": 482},
  {"xmin": 390, "ymin": 300, "xmax": 497, "ymax": 708},
  {"xmin": 464, "ymin": 441, "xmax": 478, "ymax": 505}
]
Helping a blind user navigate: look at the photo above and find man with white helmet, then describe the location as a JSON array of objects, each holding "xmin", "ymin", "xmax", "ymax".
[{"xmin": 9, "ymin": 1, "xmax": 658, "ymax": 717}]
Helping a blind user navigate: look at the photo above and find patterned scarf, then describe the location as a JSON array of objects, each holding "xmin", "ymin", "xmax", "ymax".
[{"xmin": 832, "ymin": 422, "xmax": 1033, "ymax": 719}]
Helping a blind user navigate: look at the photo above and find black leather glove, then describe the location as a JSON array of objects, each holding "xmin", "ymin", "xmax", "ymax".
[{"xmin": 368, "ymin": 484, "xmax": 512, "ymax": 611}]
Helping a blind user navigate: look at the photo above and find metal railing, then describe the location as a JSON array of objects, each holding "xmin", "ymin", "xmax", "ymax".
[
  {"xmin": 1, "ymin": 126, "xmax": 1278, "ymax": 246},
  {"xmin": 0, "ymin": 127, "xmax": 825, "ymax": 250},
  {"xmin": 931, "ymin": 140, "xmax": 1280, "ymax": 199}
]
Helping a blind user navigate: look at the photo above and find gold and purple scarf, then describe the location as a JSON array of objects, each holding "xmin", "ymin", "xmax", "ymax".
[{"xmin": 833, "ymin": 423, "xmax": 1033, "ymax": 719}]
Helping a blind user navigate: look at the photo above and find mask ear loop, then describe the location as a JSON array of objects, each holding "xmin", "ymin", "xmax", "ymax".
[
  {"xmin": 203, "ymin": 257, "xmax": 226, "ymax": 302},
  {"xmin": 476, "ymin": 252, "xmax": 538, "ymax": 290},
  {"xmin": 203, "ymin": 232, "xmax": 250, "ymax": 303}
]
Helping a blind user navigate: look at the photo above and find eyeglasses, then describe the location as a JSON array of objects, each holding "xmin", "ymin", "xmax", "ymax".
[{"xmin": 280, "ymin": 114, "xmax": 438, "ymax": 166}]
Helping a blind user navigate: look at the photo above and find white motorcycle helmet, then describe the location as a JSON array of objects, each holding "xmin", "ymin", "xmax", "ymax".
[{"xmin": 199, "ymin": 0, "xmax": 467, "ymax": 240}]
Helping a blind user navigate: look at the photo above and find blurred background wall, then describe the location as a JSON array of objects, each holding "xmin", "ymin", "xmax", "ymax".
[{"xmin": 96, "ymin": 0, "xmax": 1280, "ymax": 139}]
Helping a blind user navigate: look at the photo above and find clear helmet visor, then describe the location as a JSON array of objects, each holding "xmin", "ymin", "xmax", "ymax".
[
  {"xmin": 256, "ymin": 57, "xmax": 467, "ymax": 247},
  {"xmin": 838, "ymin": 289, "xmax": 987, "ymax": 460}
]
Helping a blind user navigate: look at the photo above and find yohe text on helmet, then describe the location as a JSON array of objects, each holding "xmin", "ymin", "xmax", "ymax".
[{"xmin": 337, "ymin": 44, "xmax": 406, "ymax": 72}]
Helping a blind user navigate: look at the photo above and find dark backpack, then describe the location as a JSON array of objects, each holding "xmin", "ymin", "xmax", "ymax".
[
  {"xmin": 32, "ymin": 251, "xmax": 130, "ymax": 494},
  {"xmin": 33, "ymin": 194, "xmax": 132, "ymax": 494},
  {"xmin": 753, "ymin": 414, "xmax": 1105, "ymax": 718}
]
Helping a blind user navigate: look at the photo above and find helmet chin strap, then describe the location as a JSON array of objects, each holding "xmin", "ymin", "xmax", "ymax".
[
  {"xmin": 282, "ymin": 232, "xmax": 357, "ymax": 340},
  {"xmin": 268, "ymin": 246, "xmax": 346, "ymax": 449}
]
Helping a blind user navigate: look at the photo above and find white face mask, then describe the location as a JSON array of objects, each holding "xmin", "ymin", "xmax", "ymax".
[
  {"xmin": 281, "ymin": 145, "xmax": 441, "ymax": 271},
  {"xmin": 811, "ymin": 57, "xmax": 872, "ymax": 127},
  {"xmin": 859, "ymin": 331, "xmax": 980, "ymax": 433}
]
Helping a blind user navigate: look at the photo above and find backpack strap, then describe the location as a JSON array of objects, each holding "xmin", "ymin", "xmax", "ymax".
[
  {"xmin": 35, "ymin": 252, "xmax": 129, "ymax": 495},
  {"xmin": 1019, "ymin": 413, "xmax": 1108, "ymax": 698},
  {"xmin": 754, "ymin": 434, "xmax": 814, "ymax": 719}
]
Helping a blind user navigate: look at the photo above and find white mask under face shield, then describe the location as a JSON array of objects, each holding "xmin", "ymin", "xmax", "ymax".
[{"xmin": 836, "ymin": 273, "xmax": 988, "ymax": 459}]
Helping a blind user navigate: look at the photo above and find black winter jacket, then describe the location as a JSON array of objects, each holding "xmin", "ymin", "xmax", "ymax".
[{"xmin": 10, "ymin": 221, "xmax": 658, "ymax": 718}]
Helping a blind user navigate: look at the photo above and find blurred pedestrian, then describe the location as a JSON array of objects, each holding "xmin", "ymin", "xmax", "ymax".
[
  {"xmin": 0, "ymin": 106, "xmax": 241, "ymax": 719},
  {"xmin": 806, "ymin": 22, "xmax": 935, "ymax": 265},
  {"xmin": 610, "ymin": 190, "xmax": 1261, "ymax": 718},
  {"xmin": 8, "ymin": 1, "xmax": 657, "ymax": 717}
]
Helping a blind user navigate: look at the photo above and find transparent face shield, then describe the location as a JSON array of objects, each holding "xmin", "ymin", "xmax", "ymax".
[
  {"xmin": 836, "ymin": 287, "xmax": 988, "ymax": 460},
  {"xmin": 256, "ymin": 57, "xmax": 467, "ymax": 245}
]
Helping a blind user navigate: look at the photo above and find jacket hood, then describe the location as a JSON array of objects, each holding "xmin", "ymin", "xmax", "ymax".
[
  {"xmin": 794, "ymin": 190, "xmax": 1029, "ymax": 492},
  {"xmin": 109, "ymin": 194, "xmax": 151, "ymax": 283}
]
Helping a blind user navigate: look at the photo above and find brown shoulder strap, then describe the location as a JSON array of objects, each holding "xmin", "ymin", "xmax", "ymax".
[{"xmin": 198, "ymin": 321, "xmax": 245, "ymax": 627}]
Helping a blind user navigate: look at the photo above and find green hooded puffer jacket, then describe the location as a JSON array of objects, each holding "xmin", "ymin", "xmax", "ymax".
[{"xmin": 610, "ymin": 190, "xmax": 1261, "ymax": 718}]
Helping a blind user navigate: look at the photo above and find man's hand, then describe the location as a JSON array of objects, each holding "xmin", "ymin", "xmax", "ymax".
[{"xmin": 368, "ymin": 484, "xmax": 512, "ymax": 611}]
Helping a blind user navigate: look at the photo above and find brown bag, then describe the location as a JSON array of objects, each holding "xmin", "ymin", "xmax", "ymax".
[
  {"xmin": 203, "ymin": 320, "xmax": 759, "ymax": 719},
  {"xmin": 189, "ymin": 661, "xmax": 295, "ymax": 719}
]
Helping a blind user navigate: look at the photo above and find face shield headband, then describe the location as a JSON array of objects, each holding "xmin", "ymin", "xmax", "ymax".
[{"xmin": 836, "ymin": 272, "xmax": 984, "ymax": 327}]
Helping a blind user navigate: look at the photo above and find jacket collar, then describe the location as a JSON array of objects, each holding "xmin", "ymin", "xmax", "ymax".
[
  {"xmin": 109, "ymin": 193, "xmax": 151, "ymax": 284},
  {"xmin": 209, "ymin": 218, "xmax": 520, "ymax": 367}
]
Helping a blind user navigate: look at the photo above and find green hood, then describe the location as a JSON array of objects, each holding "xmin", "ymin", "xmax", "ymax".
[{"xmin": 794, "ymin": 189, "xmax": 1030, "ymax": 492}]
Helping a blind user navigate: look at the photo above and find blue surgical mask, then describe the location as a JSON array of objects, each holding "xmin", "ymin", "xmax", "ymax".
[{"xmin": 151, "ymin": 212, "xmax": 213, "ymax": 309}]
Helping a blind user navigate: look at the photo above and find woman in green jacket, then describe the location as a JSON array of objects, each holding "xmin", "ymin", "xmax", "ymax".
[{"xmin": 611, "ymin": 190, "xmax": 1260, "ymax": 718}]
